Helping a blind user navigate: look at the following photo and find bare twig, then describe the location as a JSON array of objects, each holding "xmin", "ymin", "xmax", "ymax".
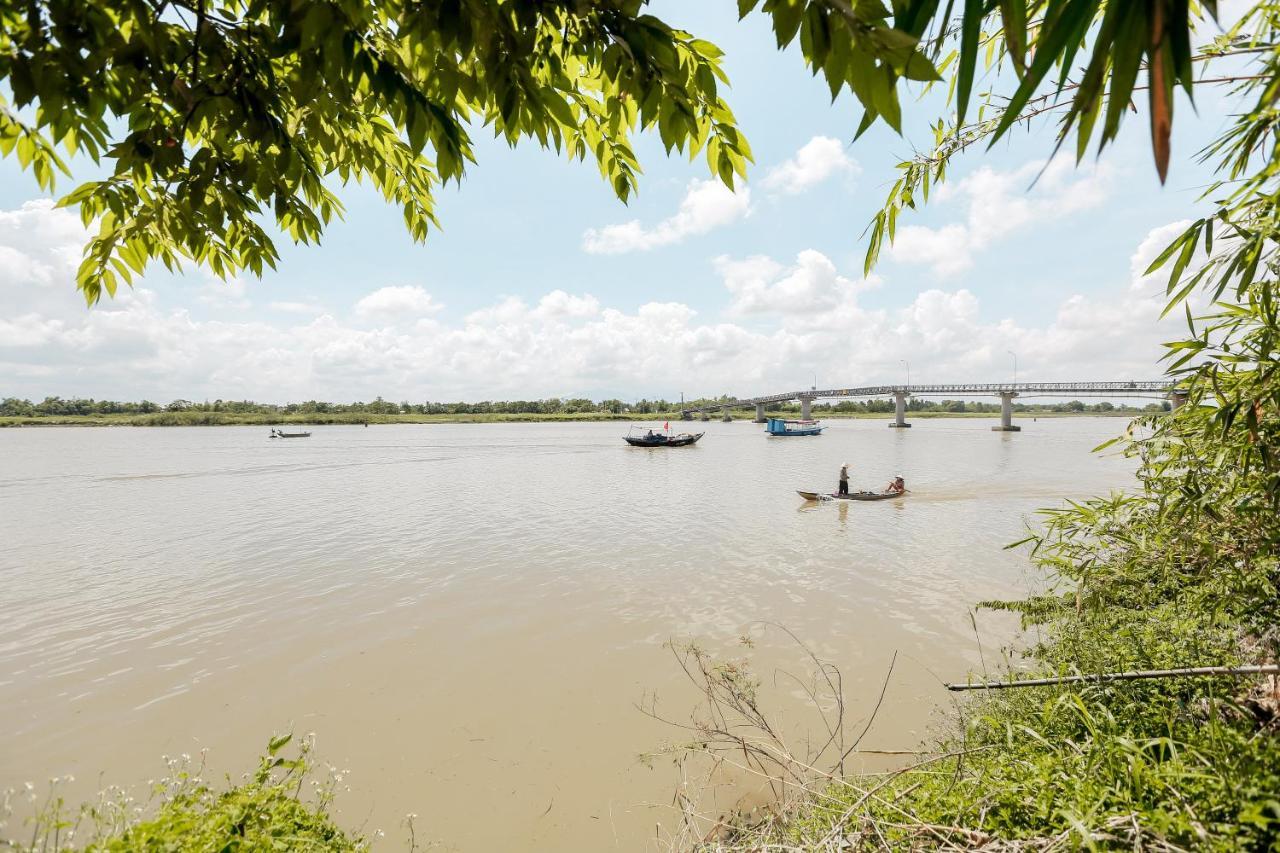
[
  {"xmin": 946, "ymin": 663, "xmax": 1280, "ymax": 691},
  {"xmin": 839, "ymin": 651, "xmax": 898, "ymax": 766}
]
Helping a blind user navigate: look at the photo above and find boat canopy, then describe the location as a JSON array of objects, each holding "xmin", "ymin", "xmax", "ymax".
[{"xmin": 766, "ymin": 417, "xmax": 824, "ymax": 436}]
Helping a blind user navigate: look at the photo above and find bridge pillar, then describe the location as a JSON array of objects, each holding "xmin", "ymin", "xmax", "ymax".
[
  {"xmin": 799, "ymin": 395, "xmax": 813, "ymax": 420},
  {"xmin": 700, "ymin": 410, "xmax": 711, "ymax": 422},
  {"xmin": 722, "ymin": 409, "xmax": 732, "ymax": 422},
  {"xmin": 754, "ymin": 403, "xmax": 767, "ymax": 423},
  {"xmin": 888, "ymin": 390, "xmax": 912, "ymax": 428},
  {"xmin": 681, "ymin": 411, "xmax": 693, "ymax": 421},
  {"xmin": 992, "ymin": 392, "xmax": 1021, "ymax": 431},
  {"xmin": 1170, "ymin": 390, "xmax": 1188, "ymax": 411}
]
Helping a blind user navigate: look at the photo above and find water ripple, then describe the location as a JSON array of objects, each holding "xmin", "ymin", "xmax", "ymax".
[{"xmin": 0, "ymin": 418, "xmax": 1135, "ymax": 851}]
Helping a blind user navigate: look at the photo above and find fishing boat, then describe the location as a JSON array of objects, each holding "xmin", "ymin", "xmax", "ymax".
[
  {"xmin": 623, "ymin": 426, "xmax": 704, "ymax": 447},
  {"xmin": 796, "ymin": 489, "xmax": 906, "ymax": 501},
  {"xmin": 270, "ymin": 429, "xmax": 312, "ymax": 438},
  {"xmin": 766, "ymin": 417, "xmax": 824, "ymax": 436}
]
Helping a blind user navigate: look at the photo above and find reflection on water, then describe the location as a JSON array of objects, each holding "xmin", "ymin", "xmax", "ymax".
[{"xmin": 0, "ymin": 418, "xmax": 1136, "ymax": 849}]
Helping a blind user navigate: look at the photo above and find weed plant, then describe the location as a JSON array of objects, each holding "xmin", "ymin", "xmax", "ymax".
[{"xmin": 0, "ymin": 735, "xmax": 374, "ymax": 852}]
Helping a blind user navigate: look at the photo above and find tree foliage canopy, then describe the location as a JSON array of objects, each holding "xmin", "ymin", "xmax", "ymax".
[
  {"xmin": 1, "ymin": 0, "xmax": 1223, "ymax": 304},
  {"xmin": 1, "ymin": 0, "xmax": 752, "ymax": 303}
]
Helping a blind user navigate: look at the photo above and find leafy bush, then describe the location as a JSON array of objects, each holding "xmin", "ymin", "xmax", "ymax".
[{"xmin": 2, "ymin": 735, "xmax": 366, "ymax": 852}]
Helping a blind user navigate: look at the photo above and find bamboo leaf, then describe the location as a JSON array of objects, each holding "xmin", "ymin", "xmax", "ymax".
[
  {"xmin": 956, "ymin": 0, "xmax": 983, "ymax": 126},
  {"xmin": 998, "ymin": 0, "xmax": 1028, "ymax": 76},
  {"xmin": 1147, "ymin": 3, "xmax": 1173, "ymax": 182}
]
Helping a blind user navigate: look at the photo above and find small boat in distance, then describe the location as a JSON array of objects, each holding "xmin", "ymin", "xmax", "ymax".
[
  {"xmin": 623, "ymin": 425, "xmax": 704, "ymax": 447},
  {"xmin": 766, "ymin": 417, "xmax": 824, "ymax": 436},
  {"xmin": 270, "ymin": 428, "xmax": 312, "ymax": 439},
  {"xmin": 796, "ymin": 489, "xmax": 906, "ymax": 502}
]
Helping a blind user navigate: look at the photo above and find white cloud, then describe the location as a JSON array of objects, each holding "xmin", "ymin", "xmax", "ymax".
[
  {"xmin": 581, "ymin": 179, "xmax": 751, "ymax": 254},
  {"xmin": 716, "ymin": 250, "xmax": 879, "ymax": 316},
  {"xmin": 533, "ymin": 290, "xmax": 600, "ymax": 320},
  {"xmin": 353, "ymin": 285, "xmax": 443, "ymax": 322},
  {"xmin": 0, "ymin": 200, "xmax": 88, "ymax": 290},
  {"xmin": 269, "ymin": 300, "xmax": 325, "ymax": 315},
  {"xmin": 197, "ymin": 275, "xmax": 249, "ymax": 310},
  {"xmin": 890, "ymin": 159, "xmax": 1112, "ymax": 276},
  {"xmin": 0, "ymin": 313, "xmax": 66, "ymax": 347},
  {"xmin": 579, "ymin": 138, "xmax": 856, "ymax": 256},
  {"xmin": 761, "ymin": 136, "xmax": 858, "ymax": 195},
  {"xmin": 0, "ymin": 198, "xmax": 1199, "ymax": 402}
]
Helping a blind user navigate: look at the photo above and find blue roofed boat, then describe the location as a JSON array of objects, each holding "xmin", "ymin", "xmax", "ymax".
[{"xmin": 766, "ymin": 417, "xmax": 824, "ymax": 436}]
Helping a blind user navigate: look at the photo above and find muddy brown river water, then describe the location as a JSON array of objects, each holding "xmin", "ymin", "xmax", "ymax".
[{"xmin": 0, "ymin": 418, "xmax": 1138, "ymax": 849}]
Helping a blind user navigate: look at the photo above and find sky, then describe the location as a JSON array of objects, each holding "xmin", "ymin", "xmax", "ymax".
[{"xmin": 0, "ymin": 2, "xmax": 1249, "ymax": 404}]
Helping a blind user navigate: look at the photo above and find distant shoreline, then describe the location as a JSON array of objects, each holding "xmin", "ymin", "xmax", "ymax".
[{"xmin": 0, "ymin": 411, "xmax": 1147, "ymax": 427}]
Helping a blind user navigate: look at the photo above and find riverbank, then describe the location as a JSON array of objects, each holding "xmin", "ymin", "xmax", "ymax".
[
  {"xmin": 696, "ymin": 406, "xmax": 1280, "ymax": 849},
  {"xmin": 0, "ymin": 410, "xmax": 1143, "ymax": 427}
]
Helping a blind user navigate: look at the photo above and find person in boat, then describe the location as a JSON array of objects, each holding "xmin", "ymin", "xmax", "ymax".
[
  {"xmin": 838, "ymin": 463, "xmax": 850, "ymax": 496},
  {"xmin": 884, "ymin": 476, "xmax": 905, "ymax": 494}
]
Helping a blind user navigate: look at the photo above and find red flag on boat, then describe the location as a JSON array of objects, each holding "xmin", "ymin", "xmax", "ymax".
[{"xmin": 664, "ymin": 421, "xmax": 669, "ymax": 430}]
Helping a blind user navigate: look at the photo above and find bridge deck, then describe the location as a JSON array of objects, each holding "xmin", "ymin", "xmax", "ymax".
[{"xmin": 681, "ymin": 381, "xmax": 1173, "ymax": 414}]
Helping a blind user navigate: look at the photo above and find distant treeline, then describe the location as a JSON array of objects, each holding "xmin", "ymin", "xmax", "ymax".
[
  {"xmin": 1, "ymin": 396, "xmax": 656, "ymax": 416},
  {"xmin": 2, "ymin": 395, "xmax": 1169, "ymax": 417}
]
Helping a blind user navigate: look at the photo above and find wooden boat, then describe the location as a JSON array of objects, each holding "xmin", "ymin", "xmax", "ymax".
[
  {"xmin": 270, "ymin": 429, "xmax": 312, "ymax": 438},
  {"xmin": 624, "ymin": 426, "xmax": 704, "ymax": 447},
  {"xmin": 766, "ymin": 417, "xmax": 824, "ymax": 436},
  {"xmin": 796, "ymin": 489, "xmax": 906, "ymax": 501}
]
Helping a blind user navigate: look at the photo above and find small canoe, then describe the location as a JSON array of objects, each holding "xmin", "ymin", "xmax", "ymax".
[
  {"xmin": 271, "ymin": 430, "xmax": 312, "ymax": 438},
  {"xmin": 797, "ymin": 489, "xmax": 906, "ymax": 501}
]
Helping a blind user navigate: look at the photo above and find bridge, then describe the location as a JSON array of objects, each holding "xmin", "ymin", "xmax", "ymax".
[{"xmin": 679, "ymin": 381, "xmax": 1180, "ymax": 432}]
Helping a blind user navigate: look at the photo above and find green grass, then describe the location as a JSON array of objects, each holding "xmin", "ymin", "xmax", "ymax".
[{"xmin": 773, "ymin": 590, "xmax": 1280, "ymax": 850}]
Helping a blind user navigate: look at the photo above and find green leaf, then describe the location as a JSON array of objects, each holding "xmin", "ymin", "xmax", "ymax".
[
  {"xmin": 998, "ymin": 0, "xmax": 1028, "ymax": 75},
  {"xmin": 955, "ymin": 0, "xmax": 983, "ymax": 125},
  {"xmin": 989, "ymin": 0, "xmax": 1096, "ymax": 147},
  {"xmin": 771, "ymin": 0, "xmax": 805, "ymax": 48},
  {"xmin": 268, "ymin": 733, "xmax": 293, "ymax": 755}
]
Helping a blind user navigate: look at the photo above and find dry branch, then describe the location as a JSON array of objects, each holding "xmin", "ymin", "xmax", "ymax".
[{"xmin": 946, "ymin": 664, "xmax": 1280, "ymax": 691}]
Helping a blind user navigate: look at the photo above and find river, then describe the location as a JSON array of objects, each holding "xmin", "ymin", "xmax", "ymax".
[{"xmin": 0, "ymin": 417, "xmax": 1136, "ymax": 849}]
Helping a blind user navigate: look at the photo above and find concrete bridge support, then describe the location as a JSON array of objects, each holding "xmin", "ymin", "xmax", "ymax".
[
  {"xmin": 681, "ymin": 411, "xmax": 693, "ymax": 421},
  {"xmin": 755, "ymin": 403, "xmax": 767, "ymax": 423},
  {"xmin": 700, "ymin": 411, "xmax": 711, "ymax": 422},
  {"xmin": 1170, "ymin": 390, "xmax": 1188, "ymax": 411},
  {"xmin": 799, "ymin": 395, "xmax": 814, "ymax": 420},
  {"xmin": 888, "ymin": 390, "xmax": 911, "ymax": 428},
  {"xmin": 722, "ymin": 410, "xmax": 733, "ymax": 422},
  {"xmin": 992, "ymin": 392, "xmax": 1021, "ymax": 431}
]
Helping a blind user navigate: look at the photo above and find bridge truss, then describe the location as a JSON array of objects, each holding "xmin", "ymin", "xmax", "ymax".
[{"xmin": 680, "ymin": 381, "xmax": 1175, "ymax": 418}]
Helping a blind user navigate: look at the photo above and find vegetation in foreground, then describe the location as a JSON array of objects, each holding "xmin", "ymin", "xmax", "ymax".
[{"xmin": 0, "ymin": 736, "xmax": 378, "ymax": 852}]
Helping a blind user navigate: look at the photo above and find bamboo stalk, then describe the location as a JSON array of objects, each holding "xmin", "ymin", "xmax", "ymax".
[{"xmin": 946, "ymin": 664, "xmax": 1280, "ymax": 691}]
